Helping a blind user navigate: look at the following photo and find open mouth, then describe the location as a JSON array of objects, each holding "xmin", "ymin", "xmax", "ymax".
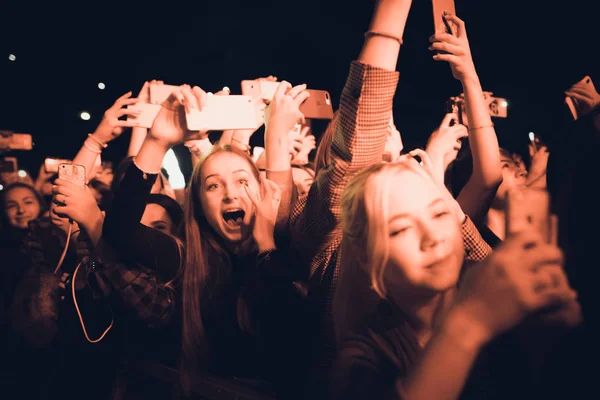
[{"xmin": 222, "ymin": 209, "xmax": 245, "ymax": 228}]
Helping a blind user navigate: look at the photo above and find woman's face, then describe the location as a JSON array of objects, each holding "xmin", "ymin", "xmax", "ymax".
[
  {"xmin": 4, "ymin": 187, "xmax": 41, "ymax": 229},
  {"xmin": 496, "ymin": 153, "xmax": 527, "ymax": 201},
  {"xmin": 292, "ymin": 167, "xmax": 315, "ymax": 197},
  {"xmin": 372, "ymin": 170, "xmax": 463, "ymax": 296},
  {"xmin": 141, "ymin": 203, "xmax": 174, "ymax": 235},
  {"xmin": 199, "ymin": 152, "xmax": 259, "ymax": 243}
]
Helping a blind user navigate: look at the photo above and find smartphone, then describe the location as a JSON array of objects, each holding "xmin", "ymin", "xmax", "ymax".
[
  {"xmin": 432, "ymin": 0, "xmax": 457, "ymax": 34},
  {"xmin": 299, "ymin": 90, "xmax": 334, "ymax": 120},
  {"xmin": 44, "ymin": 158, "xmax": 72, "ymax": 174},
  {"xmin": 565, "ymin": 76, "xmax": 596, "ymax": 120},
  {"xmin": 149, "ymin": 83, "xmax": 179, "ymax": 105},
  {"xmin": 58, "ymin": 163, "xmax": 86, "ymax": 188},
  {"xmin": 445, "ymin": 97, "xmax": 465, "ymax": 125},
  {"xmin": 0, "ymin": 157, "xmax": 17, "ymax": 173},
  {"xmin": 505, "ymin": 187, "xmax": 553, "ymax": 243},
  {"xmin": 241, "ymin": 80, "xmax": 280, "ymax": 102},
  {"xmin": 488, "ymin": 97, "xmax": 508, "ymax": 118},
  {"xmin": 0, "ymin": 131, "xmax": 33, "ymax": 151},
  {"xmin": 185, "ymin": 95, "xmax": 260, "ymax": 131},
  {"xmin": 126, "ymin": 103, "xmax": 162, "ymax": 129}
]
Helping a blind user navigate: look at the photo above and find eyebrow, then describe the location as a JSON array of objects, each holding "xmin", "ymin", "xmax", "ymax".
[
  {"xmin": 205, "ymin": 169, "xmax": 248, "ymax": 182},
  {"xmin": 388, "ymin": 198, "xmax": 445, "ymax": 223},
  {"xmin": 500, "ymin": 159, "xmax": 513, "ymax": 163}
]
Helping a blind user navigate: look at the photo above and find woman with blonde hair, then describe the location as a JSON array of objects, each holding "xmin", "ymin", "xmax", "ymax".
[{"xmin": 332, "ymin": 152, "xmax": 581, "ymax": 399}]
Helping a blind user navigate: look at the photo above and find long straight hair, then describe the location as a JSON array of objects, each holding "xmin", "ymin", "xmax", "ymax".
[{"xmin": 179, "ymin": 144, "xmax": 261, "ymax": 393}]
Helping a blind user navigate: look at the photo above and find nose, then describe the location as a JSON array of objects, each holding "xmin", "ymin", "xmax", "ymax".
[
  {"xmin": 16, "ymin": 204, "xmax": 25, "ymax": 215},
  {"xmin": 223, "ymin": 185, "xmax": 240, "ymax": 202},
  {"xmin": 420, "ymin": 223, "xmax": 444, "ymax": 251}
]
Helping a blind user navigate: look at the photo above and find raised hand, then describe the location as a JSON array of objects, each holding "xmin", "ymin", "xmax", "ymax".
[
  {"xmin": 92, "ymin": 91, "xmax": 141, "ymax": 144},
  {"xmin": 265, "ymin": 82, "xmax": 310, "ymax": 138},
  {"xmin": 565, "ymin": 76, "xmax": 600, "ymax": 118},
  {"xmin": 429, "ymin": 14, "xmax": 477, "ymax": 83},
  {"xmin": 149, "ymin": 85, "xmax": 209, "ymax": 148},
  {"xmin": 425, "ymin": 113, "xmax": 468, "ymax": 182},
  {"xmin": 291, "ymin": 125, "xmax": 317, "ymax": 165},
  {"xmin": 243, "ymin": 177, "xmax": 282, "ymax": 252},
  {"xmin": 453, "ymin": 230, "xmax": 579, "ymax": 343}
]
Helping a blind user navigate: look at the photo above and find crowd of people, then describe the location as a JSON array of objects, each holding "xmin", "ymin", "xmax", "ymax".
[{"xmin": 1, "ymin": 1, "xmax": 595, "ymax": 399}]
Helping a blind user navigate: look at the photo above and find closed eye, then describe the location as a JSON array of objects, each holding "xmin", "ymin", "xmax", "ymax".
[
  {"xmin": 390, "ymin": 227, "xmax": 411, "ymax": 237},
  {"xmin": 434, "ymin": 211, "xmax": 450, "ymax": 219}
]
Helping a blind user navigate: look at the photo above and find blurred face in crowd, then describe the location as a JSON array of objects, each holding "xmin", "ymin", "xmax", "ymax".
[
  {"xmin": 292, "ymin": 167, "xmax": 315, "ymax": 197},
  {"xmin": 496, "ymin": 150, "xmax": 527, "ymax": 201},
  {"xmin": 379, "ymin": 168, "xmax": 463, "ymax": 297},
  {"xmin": 3, "ymin": 186, "xmax": 42, "ymax": 229},
  {"xmin": 199, "ymin": 151, "xmax": 259, "ymax": 243},
  {"xmin": 94, "ymin": 165, "xmax": 114, "ymax": 187},
  {"xmin": 141, "ymin": 203, "xmax": 174, "ymax": 236}
]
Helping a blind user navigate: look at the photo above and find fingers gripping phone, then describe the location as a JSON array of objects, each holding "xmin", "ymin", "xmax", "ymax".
[
  {"xmin": 565, "ymin": 76, "xmax": 596, "ymax": 120},
  {"xmin": 58, "ymin": 164, "xmax": 86, "ymax": 189},
  {"xmin": 505, "ymin": 187, "xmax": 555, "ymax": 244}
]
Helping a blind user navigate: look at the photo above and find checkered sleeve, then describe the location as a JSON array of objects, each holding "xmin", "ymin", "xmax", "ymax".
[
  {"xmin": 290, "ymin": 61, "xmax": 399, "ymax": 274},
  {"xmin": 90, "ymin": 262, "xmax": 175, "ymax": 327},
  {"xmin": 462, "ymin": 216, "xmax": 492, "ymax": 261}
]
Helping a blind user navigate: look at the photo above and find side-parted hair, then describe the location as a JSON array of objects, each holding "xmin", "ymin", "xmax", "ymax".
[{"xmin": 179, "ymin": 144, "xmax": 261, "ymax": 393}]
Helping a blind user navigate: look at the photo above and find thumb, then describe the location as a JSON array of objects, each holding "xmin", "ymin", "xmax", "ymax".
[{"xmin": 441, "ymin": 113, "xmax": 458, "ymax": 128}]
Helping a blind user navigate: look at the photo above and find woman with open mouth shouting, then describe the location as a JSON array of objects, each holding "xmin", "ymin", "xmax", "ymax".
[{"xmin": 100, "ymin": 84, "xmax": 310, "ymax": 398}]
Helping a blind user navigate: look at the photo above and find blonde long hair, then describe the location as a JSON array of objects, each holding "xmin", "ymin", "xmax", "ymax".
[{"xmin": 334, "ymin": 157, "xmax": 436, "ymax": 342}]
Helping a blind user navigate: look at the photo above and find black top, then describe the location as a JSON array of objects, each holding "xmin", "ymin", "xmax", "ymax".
[{"xmin": 332, "ymin": 300, "xmax": 560, "ymax": 400}]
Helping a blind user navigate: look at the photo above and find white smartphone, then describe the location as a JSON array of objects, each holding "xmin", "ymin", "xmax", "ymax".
[
  {"xmin": 149, "ymin": 83, "xmax": 179, "ymax": 105},
  {"xmin": 0, "ymin": 132, "xmax": 33, "ymax": 151},
  {"xmin": 126, "ymin": 103, "xmax": 162, "ymax": 129},
  {"xmin": 58, "ymin": 163, "xmax": 86, "ymax": 188},
  {"xmin": 241, "ymin": 80, "xmax": 280, "ymax": 101},
  {"xmin": 185, "ymin": 95, "xmax": 259, "ymax": 131}
]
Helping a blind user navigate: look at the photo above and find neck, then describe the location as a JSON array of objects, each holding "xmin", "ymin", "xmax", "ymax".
[
  {"xmin": 486, "ymin": 205, "xmax": 506, "ymax": 240},
  {"xmin": 390, "ymin": 289, "xmax": 455, "ymax": 347}
]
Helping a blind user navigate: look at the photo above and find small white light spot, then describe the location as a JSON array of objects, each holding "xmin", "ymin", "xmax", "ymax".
[
  {"xmin": 0, "ymin": 184, "xmax": 4, "ymax": 191},
  {"xmin": 528, "ymin": 132, "xmax": 535, "ymax": 141},
  {"xmin": 8, "ymin": 54, "xmax": 16, "ymax": 61},
  {"xmin": 207, "ymin": 92, "xmax": 213, "ymax": 96},
  {"xmin": 500, "ymin": 100, "xmax": 508, "ymax": 108},
  {"xmin": 80, "ymin": 111, "xmax": 91, "ymax": 120},
  {"xmin": 222, "ymin": 86, "xmax": 230, "ymax": 92},
  {"xmin": 18, "ymin": 170, "xmax": 27, "ymax": 178},
  {"xmin": 98, "ymin": 82, "xmax": 105, "ymax": 90}
]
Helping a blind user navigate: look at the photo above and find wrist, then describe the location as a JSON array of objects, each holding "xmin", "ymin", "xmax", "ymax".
[
  {"xmin": 256, "ymin": 238, "xmax": 276, "ymax": 254},
  {"xmin": 460, "ymin": 73, "xmax": 481, "ymax": 88},
  {"xmin": 440, "ymin": 306, "xmax": 492, "ymax": 352}
]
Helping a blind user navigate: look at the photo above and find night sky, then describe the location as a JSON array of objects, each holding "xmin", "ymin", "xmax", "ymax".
[{"xmin": 1, "ymin": 0, "xmax": 597, "ymax": 179}]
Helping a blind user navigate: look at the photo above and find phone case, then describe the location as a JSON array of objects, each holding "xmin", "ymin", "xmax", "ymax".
[
  {"xmin": 58, "ymin": 164, "xmax": 86, "ymax": 188},
  {"xmin": 299, "ymin": 90, "xmax": 334, "ymax": 120},
  {"xmin": 505, "ymin": 187, "xmax": 552, "ymax": 243},
  {"xmin": 127, "ymin": 103, "xmax": 162, "ymax": 129},
  {"xmin": 149, "ymin": 84, "xmax": 179, "ymax": 105},
  {"xmin": 185, "ymin": 95, "xmax": 259, "ymax": 131},
  {"xmin": 45, "ymin": 158, "xmax": 71, "ymax": 174},
  {"xmin": 432, "ymin": 0, "xmax": 456, "ymax": 34}
]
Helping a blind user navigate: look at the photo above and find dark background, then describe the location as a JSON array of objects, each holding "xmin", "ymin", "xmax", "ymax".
[{"xmin": 1, "ymin": 0, "xmax": 597, "ymax": 180}]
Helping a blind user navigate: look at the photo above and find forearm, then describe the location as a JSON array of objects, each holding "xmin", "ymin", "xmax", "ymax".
[
  {"xmin": 128, "ymin": 127, "xmax": 148, "ymax": 157},
  {"xmin": 462, "ymin": 78, "xmax": 502, "ymax": 188},
  {"xmin": 359, "ymin": 0, "xmax": 412, "ymax": 71},
  {"xmin": 72, "ymin": 135, "xmax": 104, "ymax": 182},
  {"xmin": 398, "ymin": 309, "xmax": 488, "ymax": 400},
  {"xmin": 265, "ymin": 127, "xmax": 291, "ymax": 172},
  {"xmin": 135, "ymin": 138, "xmax": 169, "ymax": 173}
]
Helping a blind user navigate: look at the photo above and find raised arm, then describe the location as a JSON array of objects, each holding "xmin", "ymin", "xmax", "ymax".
[
  {"xmin": 430, "ymin": 14, "xmax": 503, "ymax": 223},
  {"xmin": 289, "ymin": 0, "xmax": 410, "ymax": 267},
  {"xmin": 73, "ymin": 91, "xmax": 140, "ymax": 182}
]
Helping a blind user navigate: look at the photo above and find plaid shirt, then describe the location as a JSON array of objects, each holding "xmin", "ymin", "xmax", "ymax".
[{"xmin": 288, "ymin": 61, "xmax": 492, "ymax": 371}]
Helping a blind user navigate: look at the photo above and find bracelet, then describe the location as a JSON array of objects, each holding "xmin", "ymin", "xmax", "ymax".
[
  {"xmin": 83, "ymin": 140, "xmax": 102, "ymax": 154},
  {"xmin": 87, "ymin": 134, "xmax": 108, "ymax": 148},
  {"xmin": 364, "ymin": 31, "xmax": 403, "ymax": 45},
  {"xmin": 467, "ymin": 123, "xmax": 494, "ymax": 132}
]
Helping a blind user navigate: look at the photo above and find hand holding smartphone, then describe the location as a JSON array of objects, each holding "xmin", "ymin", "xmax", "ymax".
[{"xmin": 432, "ymin": 0, "xmax": 457, "ymax": 34}]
